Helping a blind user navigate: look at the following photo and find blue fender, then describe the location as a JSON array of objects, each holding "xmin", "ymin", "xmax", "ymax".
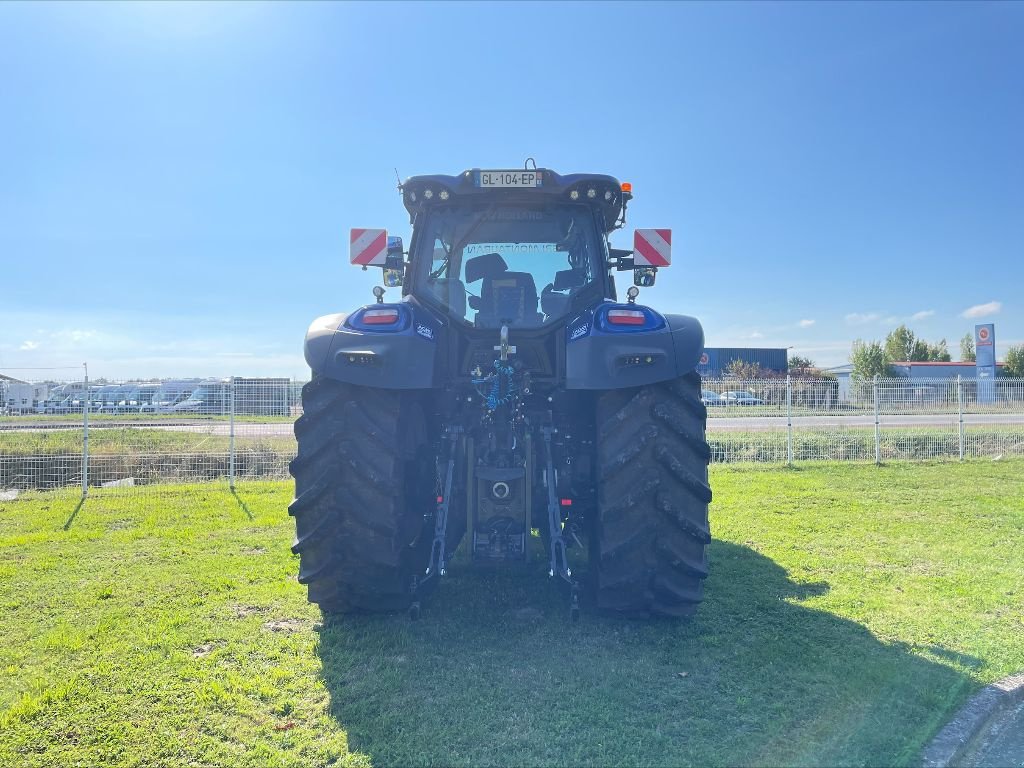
[
  {"xmin": 564, "ymin": 305, "xmax": 704, "ymax": 390},
  {"xmin": 303, "ymin": 301, "xmax": 443, "ymax": 389}
]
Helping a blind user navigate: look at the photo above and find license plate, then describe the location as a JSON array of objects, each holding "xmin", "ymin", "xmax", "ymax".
[{"xmin": 477, "ymin": 170, "xmax": 543, "ymax": 188}]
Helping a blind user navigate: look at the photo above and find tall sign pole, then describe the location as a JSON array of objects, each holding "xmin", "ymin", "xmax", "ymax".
[{"xmin": 975, "ymin": 323, "xmax": 996, "ymax": 404}]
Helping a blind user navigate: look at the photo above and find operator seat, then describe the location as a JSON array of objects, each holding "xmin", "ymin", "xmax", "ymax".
[
  {"xmin": 464, "ymin": 253, "xmax": 543, "ymax": 328},
  {"xmin": 428, "ymin": 278, "xmax": 468, "ymax": 320}
]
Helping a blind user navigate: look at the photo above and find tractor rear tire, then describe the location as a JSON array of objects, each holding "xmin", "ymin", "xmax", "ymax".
[
  {"xmin": 288, "ymin": 377, "xmax": 432, "ymax": 614},
  {"xmin": 592, "ymin": 370, "xmax": 712, "ymax": 618}
]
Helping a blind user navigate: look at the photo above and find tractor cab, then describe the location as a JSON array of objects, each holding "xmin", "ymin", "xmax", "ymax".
[
  {"xmin": 411, "ymin": 201, "xmax": 604, "ymax": 330},
  {"xmin": 349, "ymin": 168, "xmax": 672, "ymax": 330}
]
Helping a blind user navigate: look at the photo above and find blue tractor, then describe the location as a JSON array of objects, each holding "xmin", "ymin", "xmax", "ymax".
[{"xmin": 290, "ymin": 165, "xmax": 711, "ymax": 619}]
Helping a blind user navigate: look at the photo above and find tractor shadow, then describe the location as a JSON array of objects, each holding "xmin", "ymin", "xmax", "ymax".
[{"xmin": 315, "ymin": 541, "xmax": 975, "ymax": 767}]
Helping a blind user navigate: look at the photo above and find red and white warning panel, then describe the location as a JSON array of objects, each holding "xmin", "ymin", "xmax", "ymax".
[
  {"xmin": 350, "ymin": 228, "xmax": 388, "ymax": 266},
  {"xmin": 633, "ymin": 229, "xmax": 672, "ymax": 267}
]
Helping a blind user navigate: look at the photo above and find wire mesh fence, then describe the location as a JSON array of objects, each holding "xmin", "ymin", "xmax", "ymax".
[
  {"xmin": 0, "ymin": 375, "xmax": 301, "ymax": 497},
  {"xmin": 703, "ymin": 376, "xmax": 1024, "ymax": 464},
  {"xmin": 1, "ymin": 374, "xmax": 1022, "ymax": 499}
]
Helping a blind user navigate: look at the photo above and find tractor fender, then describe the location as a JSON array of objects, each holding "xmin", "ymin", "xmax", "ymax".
[
  {"xmin": 302, "ymin": 304, "xmax": 442, "ymax": 389},
  {"xmin": 564, "ymin": 308, "xmax": 704, "ymax": 390}
]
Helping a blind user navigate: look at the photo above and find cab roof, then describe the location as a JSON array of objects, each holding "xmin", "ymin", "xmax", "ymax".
[{"xmin": 401, "ymin": 168, "xmax": 628, "ymax": 232}]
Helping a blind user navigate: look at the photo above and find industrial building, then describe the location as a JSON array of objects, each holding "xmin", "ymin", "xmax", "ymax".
[{"xmin": 0, "ymin": 374, "xmax": 49, "ymax": 414}]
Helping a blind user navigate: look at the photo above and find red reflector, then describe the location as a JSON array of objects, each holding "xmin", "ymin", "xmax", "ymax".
[
  {"xmin": 560, "ymin": 498, "xmax": 572, "ymax": 506},
  {"xmin": 363, "ymin": 309, "xmax": 399, "ymax": 325},
  {"xmin": 436, "ymin": 495, "xmax": 444, "ymax": 503},
  {"xmin": 607, "ymin": 309, "xmax": 646, "ymax": 326}
]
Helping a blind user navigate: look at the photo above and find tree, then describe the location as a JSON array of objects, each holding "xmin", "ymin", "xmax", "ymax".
[
  {"xmin": 788, "ymin": 355, "xmax": 817, "ymax": 376},
  {"xmin": 960, "ymin": 333, "xmax": 976, "ymax": 362},
  {"xmin": 725, "ymin": 359, "xmax": 767, "ymax": 380},
  {"xmin": 882, "ymin": 325, "xmax": 951, "ymax": 364},
  {"xmin": 884, "ymin": 325, "xmax": 917, "ymax": 363},
  {"xmin": 910, "ymin": 339, "xmax": 931, "ymax": 362},
  {"xmin": 927, "ymin": 339, "xmax": 951, "ymax": 362},
  {"xmin": 850, "ymin": 339, "xmax": 891, "ymax": 381},
  {"xmin": 1004, "ymin": 345, "xmax": 1024, "ymax": 378}
]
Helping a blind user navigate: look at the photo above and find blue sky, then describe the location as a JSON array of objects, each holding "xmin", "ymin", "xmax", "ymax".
[{"xmin": 1, "ymin": 1, "xmax": 1021, "ymax": 379}]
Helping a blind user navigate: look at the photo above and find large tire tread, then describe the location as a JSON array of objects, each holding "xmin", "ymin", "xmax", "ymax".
[
  {"xmin": 593, "ymin": 370, "xmax": 712, "ymax": 618},
  {"xmin": 289, "ymin": 377, "xmax": 430, "ymax": 614}
]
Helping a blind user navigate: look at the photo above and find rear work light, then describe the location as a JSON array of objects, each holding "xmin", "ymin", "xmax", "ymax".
[
  {"xmin": 361, "ymin": 309, "xmax": 400, "ymax": 325},
  {"xmin": 607, "ymin": 309, "xmax": 647, "ymax": 326}
]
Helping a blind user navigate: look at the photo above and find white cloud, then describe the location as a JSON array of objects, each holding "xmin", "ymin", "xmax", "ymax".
[
  {"xmin": 845, "ymin": 312, "xmax": 883, "ymax": 326},
  {"xmin": 911, "ymin": 310, "xmax": 935, "ymax": 321},
  {"xmin": 798, "ymin": 319, "xmax": 815, "ymax": 328},
  {"xmin": 961, "ymin": 301, "xmax": 1002, "ymax": 319},
  {"xmin": 64, "ymin": 329, "xmax": 98, "ymax": 343},
  {"xmin": 19, "ymin": 340, "xmax": 39, "ymax": 351}
]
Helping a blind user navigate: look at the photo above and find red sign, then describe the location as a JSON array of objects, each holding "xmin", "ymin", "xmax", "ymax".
[
  {"xmin": 350, "ymin": 228, "xmax": 388, "ymax": 266},
  {"xmin": 633, "ymin": 229, "xmax": 672, "ymax": 267},
  {"xmin": 699, "ymin": 353, "xmax": 709, "ymax": 365}
]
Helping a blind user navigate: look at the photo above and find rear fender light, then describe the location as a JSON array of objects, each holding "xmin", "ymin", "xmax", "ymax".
[
  {"xmin": 607, "ymin": 309, "xmax": 646, "ymax": 326},
  {"xmin": 344, "ymin": 304, "xmax": 411, "ymax": 332},
  {"xmin": 362, "ymin": 309, "xmax": 400, "ymax": 325},
  {"xmin": 595, "ymin": 303, "xmax": 665, "ymax": 333}
]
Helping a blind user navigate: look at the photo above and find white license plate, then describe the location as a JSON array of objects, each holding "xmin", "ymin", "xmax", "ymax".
[{"xmin": 477, "ymin": 170, "xmax": 542, "ymax": 188}]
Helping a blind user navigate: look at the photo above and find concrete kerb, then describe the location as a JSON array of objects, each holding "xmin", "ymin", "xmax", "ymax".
[{"xmin": 921, "ymin": 671, "xmax": 1024, "ymax": 767}]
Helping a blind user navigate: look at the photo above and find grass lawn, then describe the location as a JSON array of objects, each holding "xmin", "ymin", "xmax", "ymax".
[
  {"xmin": 0, "ymin": 428, "xmax": 295, "ymax": 456},
  {"xmin": 1, "ymin": 461, "xmax": 1022, "ymax": 767}
]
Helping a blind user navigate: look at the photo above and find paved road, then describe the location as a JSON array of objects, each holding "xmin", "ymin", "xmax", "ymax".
[
  {"xmin": 0, "ymin": 420, "xmax": 294, "ymax": 436},
  {"xmin": 3, "ymin": 413, "xmax": 1023, "ymax": 435},
  {"xmin": 963, "ymin": 700, "xmax": 1024, "ymax": 767},
  {"xmin": 706, "ymin": 413, "xmax": 1024, "ymax": 432}
]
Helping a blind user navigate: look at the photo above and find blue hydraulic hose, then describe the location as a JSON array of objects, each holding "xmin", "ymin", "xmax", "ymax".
[{"xmin": 472, "ymin": 360, "xmax": 516, "ymax": 411}]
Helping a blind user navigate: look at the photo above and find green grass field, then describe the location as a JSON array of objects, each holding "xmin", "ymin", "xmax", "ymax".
[
  {"xmin": 1, "ymin": 425, "xmax": 1021, "ymax": 493},
  {"xmin": 1, "ymin": 462, "xmax": 1022, "ymax": 767}
]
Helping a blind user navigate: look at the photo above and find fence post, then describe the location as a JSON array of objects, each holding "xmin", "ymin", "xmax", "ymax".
[
  {"xmin": 81, "ymin": 363, "xmax": 89, "ymax": 498},
  {"xmin": 229, "ymin": 376, "xmax": 236, "ymax": 490},
  {"xmin": 957, "ymin": 375, "xmax": 964, "ymax": 461},
  {"xmin": 786, "ymin": 375, "xmax": 793, "ymax": 466},
  {"xmin": 873, "ymin": 374, "xmax": 881, "ymax": 465}
]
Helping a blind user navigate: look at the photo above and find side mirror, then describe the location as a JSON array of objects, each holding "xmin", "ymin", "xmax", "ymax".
[
  {"xmin": 633, "ymin": 267, "xmax": 657, "ymax": 287},
  {"xmin": 383, "ymin": 236, "xmax": 405, "ymax": 287}
]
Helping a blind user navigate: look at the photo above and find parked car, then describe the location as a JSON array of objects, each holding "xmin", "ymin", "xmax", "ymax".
[
  {"xmin": 97, "ymin": 384, "xmax": 152, "ymax": 414},
  {"xmin": 169, "ymin": 379, "xmax": 230, "ymax": 415},
  {"xmin": 701, "ymin": 390, "xmax": 725, "ymax": 407},
  {"xmin": 91, "ymin": 384, "xmax": 123, "ymax": 413},
  {"xmin": 721, "ymin": 390, "xmax": 764, "ymax": 406},
  {"xmin": 36, "ymin": 383, "xmax": 86, "ymax": 414},
  {"xmin": 134, "ymin": 384, "xmax": 160, "ymax": 412},
  {"xmin": 140, "ymin": 380, "xmax": 201, "ymax": 413}
]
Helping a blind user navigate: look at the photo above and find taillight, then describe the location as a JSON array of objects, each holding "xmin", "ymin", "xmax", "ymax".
[
  {"xmin": 361, "ymin": 309, "xmax": 400, "ymax": 325},
  {"xmin": 607, "ymin": 309, "xmax": 646, "ymax": 326}
]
